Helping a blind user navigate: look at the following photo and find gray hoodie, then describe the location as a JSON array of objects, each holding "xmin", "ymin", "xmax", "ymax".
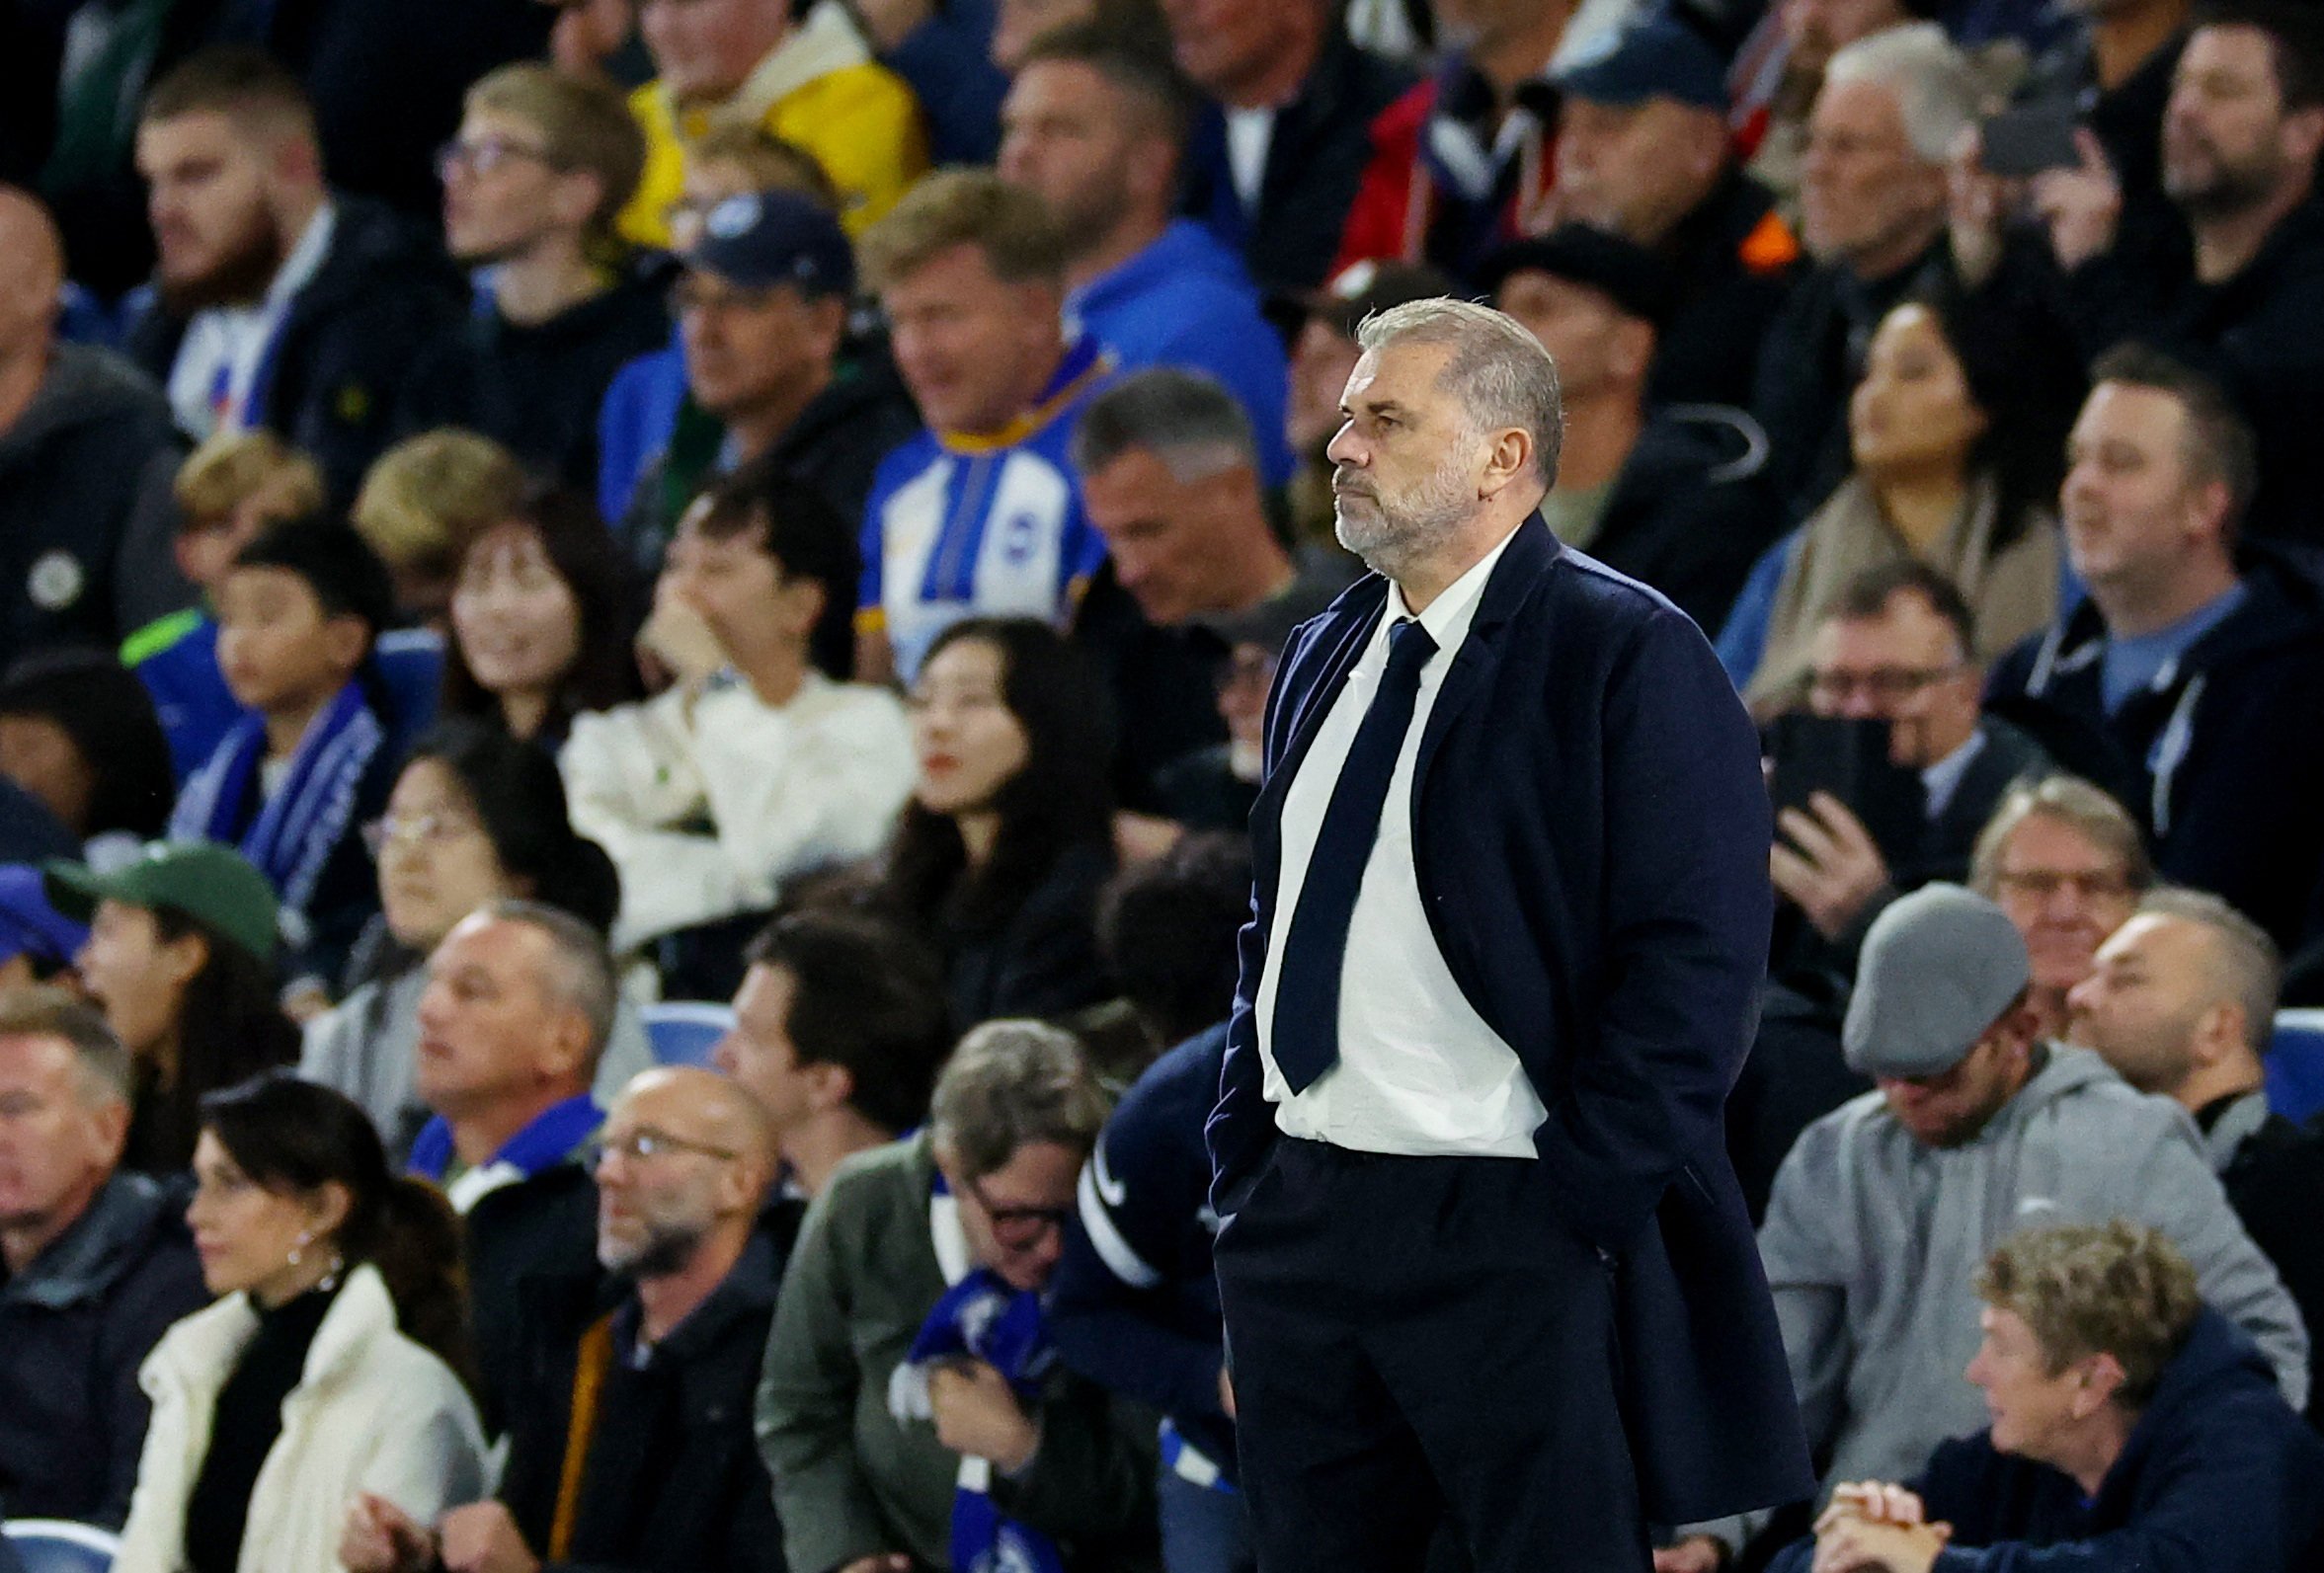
[
  {"xmin": 1758, "ymin": 1043, "xmax": 2308, "ymax": 1496},
  {"xmin": 0, "ymin": 343, "xmax": 190, "ymax": 659}
]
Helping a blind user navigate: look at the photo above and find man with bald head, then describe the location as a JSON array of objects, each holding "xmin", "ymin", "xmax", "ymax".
[
  {"xmin": 2068, "ymin": 887, "xmax": 2324, "ymax": 1411},
  {"xmin": 347, "ymin": 1066, "xmax": 790, "ymax": 1573},
  {"xmin": 0, "ymin": 186, "xmax": 188, "ymax": 669}
]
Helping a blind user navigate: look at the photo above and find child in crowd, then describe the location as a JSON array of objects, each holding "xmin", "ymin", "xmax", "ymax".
[
  {"xmin": 167, "ymin": 519, "xmax": 405, "ymax": 1000},
  {"xmin": 125, "ymin": 431, "xmax": 326, "ymax": 779},
  {"xmin": 351, "ymin": 429, "xmax": 529, "ymax": 631}
]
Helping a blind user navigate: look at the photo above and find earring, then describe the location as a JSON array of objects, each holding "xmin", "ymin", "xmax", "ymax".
[{"xmin": 288, "ymin": 1228, "xmax": 313, "ymax": 1268}]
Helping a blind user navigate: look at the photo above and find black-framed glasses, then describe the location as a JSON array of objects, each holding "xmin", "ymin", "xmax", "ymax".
[
  {"xmin": 588, "ymin": 1127, "xmax": 742, "ymax": 1172},
  {"xmin": 961, "ymin": 1173, "xmax": 1073, "ymax": 1247}
]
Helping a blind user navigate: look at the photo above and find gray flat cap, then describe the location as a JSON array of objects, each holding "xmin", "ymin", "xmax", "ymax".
[{"xmin": 1843, "ymin": 884, "xmax": 2032, "ymax": 1079}]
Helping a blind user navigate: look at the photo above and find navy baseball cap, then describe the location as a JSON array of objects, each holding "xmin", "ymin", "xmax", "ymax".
[
  {"xmin": 1555, "ymin": 15, "xmax": 1730, "ymax": 112},
  {"xmin": 690, "ymin": 190, "xmax": 855, "ymax": 299},
  {"xmin": 1477, "ymin": 224, "xmax": 1679, "ymax": 329},
  {"xmin": 0, "ymin": 864, "xmax": 88, "ymax": 972}
]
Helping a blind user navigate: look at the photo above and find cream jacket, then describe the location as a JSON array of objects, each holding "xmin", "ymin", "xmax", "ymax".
[
  {"xmin": 116, "ymin": 1265, "xmax": 487, "ymax": 1573},
  {"xmin": 561, "ymin": 670, "xmax": 915, "ymax": 950}
]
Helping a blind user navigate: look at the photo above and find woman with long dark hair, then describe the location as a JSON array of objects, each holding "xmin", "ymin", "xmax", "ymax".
[
  {"xmin": 49, "ymin": 844, "xmax": 302, "ymax": 1174},
  {"xmin": 302, "ymin": 717, "xmax": 652, "ymax": 1156},
  {"xmin": 1720, "ymin": 290, "xmax": 2067, "ymax": 712},
  {"xmin": 441, "ymin": 485, "xmax": 642, "ymax": 750},
  {"xmin": 116, "ymin": 1072, "xmax": 485, "ymax": 1573},
  {"xmin": 872, "ymin": 617, "xmax": 1118, "ymax": 1028}
]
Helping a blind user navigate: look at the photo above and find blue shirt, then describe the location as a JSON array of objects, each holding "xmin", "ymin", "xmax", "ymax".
[
  {"xmin": 2100, "ymin": 582, "xmax": 2248, "ymax": 714},
  {"xmin": 596, "ymin": 334, "xmax": 688, "ymax": 526},
  {"xmin": 1067, "ymin": 221, "xmax": 1294, "ymax": 486},
  {"xmin": 858, "ymin": 335, "xmax": 1116, "ymax": 681}
]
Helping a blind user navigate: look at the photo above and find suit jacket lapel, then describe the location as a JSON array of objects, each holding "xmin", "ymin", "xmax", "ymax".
[{"xmin": 1413, "ymin": 515, "xmax": 1559, "ymax": 791}]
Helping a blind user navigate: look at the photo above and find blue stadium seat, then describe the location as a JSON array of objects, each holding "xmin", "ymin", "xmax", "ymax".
[
  {"xmin": 2266, "ymin": 1009, "xmax": 2324, "ymax": 1125},
  {"xmin": 640, "ymin": 1001, "xmax": 735, "ymax": 1068},
  {"xmin": 4, "ymin": 1520, "xmax": 120, "ymax": 1573}
]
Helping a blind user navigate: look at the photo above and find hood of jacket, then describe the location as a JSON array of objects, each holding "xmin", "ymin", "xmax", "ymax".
[
  {"xmin": 3, "ymin": 1170, "xmax": 189, "ymax": 1308},
  {"xmin": 0, "ymin": 343, "xmax": 168, "ymax": 463}
]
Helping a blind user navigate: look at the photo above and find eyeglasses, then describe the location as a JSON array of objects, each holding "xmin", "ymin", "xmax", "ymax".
[
  {"xmin": 961, "ymin": 1173, "xmax": 1073, "ymax": 1248},
  {"xmin": 435, "ymin": 136, "xmax": 559, "ymax": 183},
  {"xmin": 1804, "ymin": 665, "xmax": 1965, "ymax": 706},
  {"xmin": 1992, "ymin": 869, "xmax": 2137, "ymax": 903},
  {"xmin": 362, "ymin": 812, "xmax": 484, "ymax": 859},
  {"xmin": 588, "ymin": 1127, "xmax": 742, "ymax": 1172}
]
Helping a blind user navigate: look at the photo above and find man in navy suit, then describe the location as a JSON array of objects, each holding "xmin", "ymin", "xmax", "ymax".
[{"xmin": 1207, "ymin": 296, "xmax": 1813, "ymax": 1571}]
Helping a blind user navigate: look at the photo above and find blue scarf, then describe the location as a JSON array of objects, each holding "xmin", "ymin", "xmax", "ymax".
[
  {"xmin": 892, "ymin": 1269, "xmax": 1068, "ymax": 1573},
  {"xmin": 407, "ymin": 1093, "xmax": 603, "ymax": 1190},
  {"xmin": 166, "ymin": 679, "xmax": 382, "ymax": 947}
]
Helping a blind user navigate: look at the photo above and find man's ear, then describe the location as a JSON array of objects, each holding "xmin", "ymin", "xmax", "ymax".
[
  {"xmin": 2071, "ymin": 1351, "xmax": 2128, "ymax": 1417},
  {"xmin": 803, "ymin": 1058, "xmax": 857, "ymax": 1115},
  {"xmin": 1479, "ymin": 426, "xmax": 1535, "ymax": 500}
]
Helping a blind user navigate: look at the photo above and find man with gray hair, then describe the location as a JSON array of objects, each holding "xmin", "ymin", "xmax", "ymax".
[
  {"xmin": 1208, "ymin": 295, "xmax": 1810, "ymax": 1570},
  {"xmin": 759, "ymin": 1019, "xmax": 1158, "ymax": 1573},
  {"xmin": 1728, "ymin": 883, "xmax": 2308, "ymax": 1564},
  {"xmin": 1752, "ymin": 22, "xmax": 1979, "ymax": 520},
  {"xmin": 0, "ymin": 985, "xmax": 206, "ymax": 1525},
  {"xmin": 1072, "ymin": 366, "xmax": 1359, "ymax": 810},
  {"xmin": 2068, "ymin": 886, "xmax": 2324, "ymax": 1411},
  {"xmin": 408, "ymin": 900, "xmax": 619, "ymax": 1431}
]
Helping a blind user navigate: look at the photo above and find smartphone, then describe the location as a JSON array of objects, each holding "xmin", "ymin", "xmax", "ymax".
[
  {"xmin": 1762, "ymin": 714, "xmax": 1928, "ymax": 865},
  {"xmin": 1980, "ymin": 106, "xmax": 2081, "ymax": 177}
]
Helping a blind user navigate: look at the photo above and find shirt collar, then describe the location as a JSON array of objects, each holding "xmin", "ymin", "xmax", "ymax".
[
  {"xmin": 1918, "ymin": 729, "xmax": 1987, "ymax": 821},
  {"xmin": 1383, "ymin": 520, "xmax": 1523, "ymax": 656},
  {"xmin": 267, "ymin": 200, "xmax": 338, "ymax": 314}
]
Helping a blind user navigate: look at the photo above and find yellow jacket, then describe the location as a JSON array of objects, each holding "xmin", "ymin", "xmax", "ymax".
[{"xmin": 620, "ymin": 0, "xmax": 927, "ymax": 246}]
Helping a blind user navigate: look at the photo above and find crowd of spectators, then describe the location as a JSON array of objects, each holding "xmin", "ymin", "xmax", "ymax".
[{"xmin": 2, "ymin": 0, "xmax": 2324, "ymax": 1568}]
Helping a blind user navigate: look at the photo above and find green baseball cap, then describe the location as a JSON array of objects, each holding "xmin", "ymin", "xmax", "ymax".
[{"xmin": 44, "ymin": 842, "xmax": 280, "ymax": 967}]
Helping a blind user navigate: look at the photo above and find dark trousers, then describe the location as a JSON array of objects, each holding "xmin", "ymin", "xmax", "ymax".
[{"xmin": 1214, "ymin": 1139, "xmax": 1649, "ymax": 1573}]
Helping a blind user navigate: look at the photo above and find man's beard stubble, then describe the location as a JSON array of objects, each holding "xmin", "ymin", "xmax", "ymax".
[
  {"xmin": 1331, "ymin": 452, "xmax": 1477, "ymax": 575},
  {"xmin": 158, "ymin": 205, "xmax": 289, "ymax": 316}
]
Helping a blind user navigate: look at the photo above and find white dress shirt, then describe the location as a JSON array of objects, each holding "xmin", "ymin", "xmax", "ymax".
[{"xmin": 1255, "ymin": 526, "xmax": 1549, "ymax": 1156}]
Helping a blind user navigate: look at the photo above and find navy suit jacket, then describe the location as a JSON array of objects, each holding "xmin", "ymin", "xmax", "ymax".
[{"xmin": 1207, "ymin": 515, "xmax": 1815, "ymax": 1524}]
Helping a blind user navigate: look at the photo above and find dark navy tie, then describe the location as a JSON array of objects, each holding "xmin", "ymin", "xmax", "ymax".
[{"xmin": 1269, "ymin": 617, "xmax": 1438, "ymax": 1093}]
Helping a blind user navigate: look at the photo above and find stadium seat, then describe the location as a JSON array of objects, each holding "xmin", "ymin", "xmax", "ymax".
[
  {"xmin": 641, "ymin": 1001, "xmax": 735, "ymax": 1068},
  {"xmin": 2266, "ymin": 1009, "xmax": 2324, "ymax": 1125},
  {"xmin": 3, "ymin": 1520, "xmax": 120, "ymax": 1573}
]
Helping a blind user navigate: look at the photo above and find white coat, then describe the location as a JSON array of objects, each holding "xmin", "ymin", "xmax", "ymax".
[{"xmin": 116, "ymin": 1263, "xmax": 487, "ymax": 1573}]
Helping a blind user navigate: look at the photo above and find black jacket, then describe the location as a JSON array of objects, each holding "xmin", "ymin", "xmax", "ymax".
[
  {"xmin": 617, "ymin": 350, "xmax": 921, "ymax": 582},
  {"xmin": 1650, "ymin": 170, "xmax": 1803, "ymax": 412},
  {"xmin": 1765, "ymin": 1308, "xmax": 2324, "ymax": 1572},
  {"xmin": 1210, "ymin": 517, "xmax": 1814, "ymax": 1523},
  {"xmin": 0, "ymin": 345, "xmax": 192, "ymax": 666},
  {"xmin": 1749, "ymin": 239, "xmax": 1953, "ymax": 525},
  {"xmin": 0, "ymin": 1173, "xmax": 208, "ymax": 1526},
  {"xmin": 397, "ymin": 266, "xmax": 675, "ymax": 493},
  {"xmin": 1588, "ymin": 403, "xmax": 1783, "ymax": 633},
  {"xmin": 1987, "ymin": 551, "xmax": 2324, "ymax": 950},
  {"xmin": 500, "ymin": 1227, "xmax": 787, "ymax": 1573},
  {"xmin": 2033, "ymin": 193, "xmax": 2324, "ymax": 548},
  {"xmin": 125, "ymin": 197, "xmax": 466, "ymax": 508},
  {"xmin": 941, "ymin": 840, "xmax": 1118, "ymax": 1030},
  {"xmin": 1180, "ymin": 33, "xmax": 1416, "ymax": 291},
  {"xmin": 464, "ymin": 1160, "xmax": 600, "ymax": 1437},
  {"xmin": 2218, "ymin": 1106, "xmax": 2324, "ymax": 1426}
]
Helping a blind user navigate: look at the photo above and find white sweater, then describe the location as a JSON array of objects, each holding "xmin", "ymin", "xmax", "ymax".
[
  {"xmin": 561, "ymin": 670, "xmax": 915, "ymax": 950},
  {"xmin": 116, "ymin": 1264, "xmax": 487, "ymax": 1573}
]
